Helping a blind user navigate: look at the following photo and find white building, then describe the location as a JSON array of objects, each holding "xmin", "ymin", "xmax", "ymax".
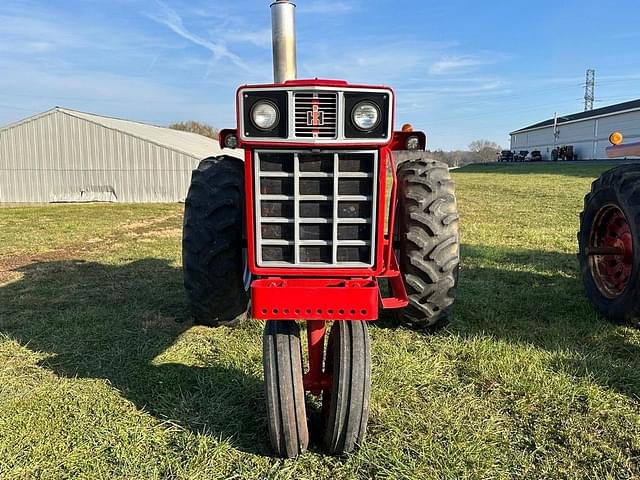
[
  {"xmin": 510, "ymin": 99, "xmax": 640, "ymax": 160},
  {"xmin": 0, "ymin": 107, "xmax": 240, "ymax": 203}
]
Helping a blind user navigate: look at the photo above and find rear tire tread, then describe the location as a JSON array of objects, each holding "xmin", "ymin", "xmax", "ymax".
[
  {"xmin": 182, "ymin": 156, "xmax": 249, "ymax": 326},
  {"xmin": 395, "ymin": 158, "xmax": 460, "ymax": 329}
]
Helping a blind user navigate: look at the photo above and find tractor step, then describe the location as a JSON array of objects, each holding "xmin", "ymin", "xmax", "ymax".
[
  {"xmin": 378, "ymin": 247, "xmax": 409, "ymax": 309},
  {"xmin": 252, "ymin": 277, "xmax": 379, "ymax": 320}
]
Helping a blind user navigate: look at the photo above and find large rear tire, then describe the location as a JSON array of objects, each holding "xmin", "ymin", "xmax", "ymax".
[
  {"xmin": 321, "ymin": 321, "xmax": 371, "ymax": 455},
  {"xmin": 578, "ymin": 164, "xmax": 640, "ymax": 326},
  {"xmin": 263, "ymin": 321, "xmax": 309, "ymax": 458},
  {"xmin": 182, "ymin": 156, "xmax": 249, "ymax": 326},
  {"xmin": 394, "ymin": 158, "xmax": 460, "ymax": 329}
]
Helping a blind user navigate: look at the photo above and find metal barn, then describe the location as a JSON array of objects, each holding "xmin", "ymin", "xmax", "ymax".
[
  {"xmin": 510, "ymin": 99, "xmax": 640, "ymax": 161},
  {"xmin": 0, "ymin": 107, "xmax": 240, "ymax": 203}
]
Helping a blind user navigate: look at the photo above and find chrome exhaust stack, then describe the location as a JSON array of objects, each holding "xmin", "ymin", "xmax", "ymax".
[{"xmin": 270, "ymin": 0, "xmax": 297, "ymax": 83}]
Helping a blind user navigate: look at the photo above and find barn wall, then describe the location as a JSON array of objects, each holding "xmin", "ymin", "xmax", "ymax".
[
  {"xmin": 510, "ymin": 109, "xmax": 640, "ymax": 160},
  {"xmin": 0, "ymin": 111, "xmax": 199, "ymax": 203}
]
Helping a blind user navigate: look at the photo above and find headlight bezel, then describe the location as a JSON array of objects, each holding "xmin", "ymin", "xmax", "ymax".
[{"xmin": 343, "ymin": 91, "xmax": 391, "ymax": 140}]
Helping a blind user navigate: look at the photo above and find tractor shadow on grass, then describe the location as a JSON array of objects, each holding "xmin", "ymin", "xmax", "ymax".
[
  {"xmin": 0, "ymin": 259, "xmax": 269, "ymax": 455},
  {"xmin": 378, "ymin": 244, "xmax": 640, "ymax": 400},
  {"xmin": 445, "ymin": 245, "xmax": 640, "ymax": 401}
]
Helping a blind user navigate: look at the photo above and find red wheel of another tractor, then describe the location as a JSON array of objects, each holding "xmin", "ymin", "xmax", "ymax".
[
  {"xmin": 588, "ymin": 205, "xmax": 633, "ymax": 298},
  {"xmin": 578, "ymin": 164, "xmax": 640, "ymax": 326},
  {"xmin": 321, "ymin": 321, "xmax": 371, "ymax": 455},
  {"xmin": 263, "ymin": 321, "xmax": 309, "ymax": 458}
]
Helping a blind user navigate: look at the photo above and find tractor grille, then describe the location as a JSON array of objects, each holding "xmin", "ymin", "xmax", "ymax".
[
  {"xmin": 293, "ymin": 92, "xmax": 338, "ymax": 139},
  {"xmin": 254, "ymin": 150, "xmax": 378, "ymax": 267}
]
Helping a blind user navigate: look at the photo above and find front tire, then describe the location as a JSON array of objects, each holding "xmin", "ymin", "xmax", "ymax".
[
  {"xmin": 578, "ymin": 164, "xmax": 640, "ymax": 326},
  {"xmin": 263, "ymin": 321, "xmax": 309, "ymax": 458},
  {"xmin": 182, "ymin": 156, "xmax": 249, "ymax": 326},
  {"xmin": 322, "ymin": 321, "xmax": 371, "ymax": 455},
  {"xmin": 394, "ymin": 158, "xmax": 460, "ymax": 329}
]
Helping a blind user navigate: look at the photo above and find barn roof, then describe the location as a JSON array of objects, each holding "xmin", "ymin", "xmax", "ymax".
[
  {"xmin": 0, "ymin": 107, "xmax": 240, "ymax": 160},
  {"xmin": 510, "ymin": 98, "xmax": 640, "ymax": 135}
]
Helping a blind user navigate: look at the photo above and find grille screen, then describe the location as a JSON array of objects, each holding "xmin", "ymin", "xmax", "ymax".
[
  {"xmin": 294, "ymin": 92, "xmax": 338, "ymax": 139},
  {"xmin": 255, "ymin": 150, "xmax": 377, "ymax": 267}
]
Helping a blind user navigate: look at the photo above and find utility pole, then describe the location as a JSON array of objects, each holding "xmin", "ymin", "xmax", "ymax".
[{"xmin": 584, "ymin": 69, "xmax": 595, "ymax": 111}]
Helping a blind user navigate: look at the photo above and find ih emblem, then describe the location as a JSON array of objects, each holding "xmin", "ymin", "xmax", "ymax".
[{"xmin": 306, "ymin": 101, "xmax": 324, "ymax": 127}]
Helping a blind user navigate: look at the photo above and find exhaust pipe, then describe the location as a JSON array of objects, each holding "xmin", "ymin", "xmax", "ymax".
[{"xmin": 271, "ymin": 0, "xmax": 297, "ymax": 83}]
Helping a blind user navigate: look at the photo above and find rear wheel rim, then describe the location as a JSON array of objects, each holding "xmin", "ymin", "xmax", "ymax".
[{"xmin": 588, "ymin": 204, "xmax": 633, "ymax": 298}]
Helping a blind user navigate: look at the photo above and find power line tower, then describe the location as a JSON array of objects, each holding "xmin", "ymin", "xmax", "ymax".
[{"xmin": 584, "ymin": 69, "xmax": 595, "ymax": 111}]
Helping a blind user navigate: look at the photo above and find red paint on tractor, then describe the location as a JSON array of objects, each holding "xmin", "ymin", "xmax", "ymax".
[
  {"xmin": 252, "ymin": 277, "xmax": 379, "ymax": 321},
  {"xmin": 303, "ymin": 320, "xmax": 330, "ymax": 394},
  {"xmin": 606, "ymin": 141, "xmax": 640, "ymax": 158},
  {"xmin": 389, "ymin": 131, "xmax": 427, "ymax": 151}
]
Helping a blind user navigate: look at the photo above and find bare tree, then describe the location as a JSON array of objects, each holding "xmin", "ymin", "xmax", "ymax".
[
  {"xmin": 169, "ymin": 121, "xmax": 219, "ymax": 140},
  {"xmin": 468, "ymin": 139, "xmax": 501, "ymax": 162}
]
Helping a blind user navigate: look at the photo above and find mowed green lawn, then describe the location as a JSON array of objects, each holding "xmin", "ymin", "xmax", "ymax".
[{"xmin": 2, "ymin": 161, "xmax": 640, "ymax": 479}]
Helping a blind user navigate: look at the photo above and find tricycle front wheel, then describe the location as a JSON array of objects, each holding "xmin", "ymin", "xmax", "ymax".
[
  {"xmin": 322, "ymin": 321, "xmax": 371, "ymax": 455},
  {"xmin": 263, "ymin": 321, "xmax": 309, "ymax": 458}
]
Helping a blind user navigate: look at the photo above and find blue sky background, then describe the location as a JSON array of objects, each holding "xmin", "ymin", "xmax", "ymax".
[{"xmin": 1, "ymin": 0, "xmax": 639, "ymax": 150}]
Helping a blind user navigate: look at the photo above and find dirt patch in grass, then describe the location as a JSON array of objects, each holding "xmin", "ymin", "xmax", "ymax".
[{"xmin": 0, "ymin": 213, "xmax": 181, "ymax": 284}]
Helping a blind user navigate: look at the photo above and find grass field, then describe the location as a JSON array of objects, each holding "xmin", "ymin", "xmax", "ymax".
[{"xmin": 2, "ymin": 161, "xmax": 640, "ymax": 479}]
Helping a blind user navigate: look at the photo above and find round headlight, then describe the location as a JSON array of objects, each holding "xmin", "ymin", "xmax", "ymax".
[
  {"xmin": 352, "ymin": 101, "xmax": 381, "ymax": 131},
  {"xmin": 251, "ymin": 101, "xmax": 279, "ymax": 131}
]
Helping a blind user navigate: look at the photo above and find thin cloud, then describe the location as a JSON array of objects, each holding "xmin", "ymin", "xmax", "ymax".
[
  {"xmin": 429, "ymin": 56, "xmax": 490, "ymax": 75},
  {"xmin": 403, "ymin": 80, "xmax": 506, "ymax": 95},
  {"xmin": 222, "ymin": 29, "xmax": 272, "ymax": 49},
  {"xmin": 150, "ymin": 0, "xmax": 250, "ymax": 72}
]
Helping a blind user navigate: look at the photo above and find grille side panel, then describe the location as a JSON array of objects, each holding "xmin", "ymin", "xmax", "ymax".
[{"xmin": 255, "ymin": 150, "xmax": 378, "ymax": 268}]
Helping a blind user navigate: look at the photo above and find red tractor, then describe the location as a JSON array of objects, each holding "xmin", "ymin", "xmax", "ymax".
[
  {"xmin": 182, "ymin": 0, "xmax": 460, "ymax": 457},
  {"xmin": 578, "ymin": 131, "xmax": 640, "ymax": 326}
]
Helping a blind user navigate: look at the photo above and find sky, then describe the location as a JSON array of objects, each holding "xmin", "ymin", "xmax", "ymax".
[{"xmin": 1, "ymin": 0, "xmax": 639, "ymax": 150}]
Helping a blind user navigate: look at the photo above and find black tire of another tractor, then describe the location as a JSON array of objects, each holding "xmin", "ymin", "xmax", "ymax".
[
  {"xmin": 263, "ymin": 321, "xmax": 309, "ymax": 458},
  {"xmin": 322, "ymin": 321, "xmax": 371, "ymax": 455},
  {"xmin": 578, "ymin": 164, "xmax": 640, "ymax": 326},
  {"xmin": 395, "ymin": 159, "xmax": 460, "ymax": 329},
  {"xmin": 182, "ymin": 156, "xmax": 249, "ymax": 326}
]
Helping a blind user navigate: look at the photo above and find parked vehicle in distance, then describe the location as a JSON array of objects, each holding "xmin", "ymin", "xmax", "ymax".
[
  {"xmin": 513, "ymin": 150, "xmax": 529, "ymax": 162},
  {"xmin": 552, "ymin": 145, "xmax": 575, "ymax": 161},
  {"xmin": 530, "ymin": 150, "xmax": 543, "ymax": 162},
  {"xmin": 499, "ymin": 150, "xmax": 514, "ymax": 162},
  {"xmin": 560, "ymin": 145, "xmax": 575, "ymax": 161}
]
